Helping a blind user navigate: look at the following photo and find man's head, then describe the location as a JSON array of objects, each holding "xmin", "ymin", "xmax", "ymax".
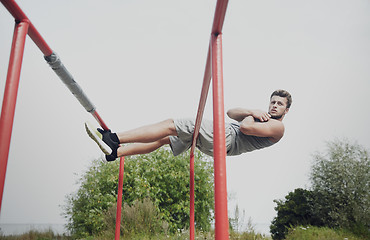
[{"xmin": 268, "ymin": 89, "xmax": 292, "ymax": 120}]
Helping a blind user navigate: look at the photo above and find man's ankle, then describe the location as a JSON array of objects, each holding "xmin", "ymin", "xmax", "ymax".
[{"xmin": 110, "ymin": 132, "xmax": 119, "ymax": 143}]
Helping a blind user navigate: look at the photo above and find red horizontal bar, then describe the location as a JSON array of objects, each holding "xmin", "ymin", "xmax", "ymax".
[
  {"xmin": 190, "ymin": 44, "xmax": 212, "ymax": 154},
  {"xmin": 211, "ymin": 0, "xmax": 229, "ymax": 35},
  {"xmin": 190, "ymin": 0, "xmax": 229, "ymax": 151},
  {"xmin": 1, "ymin": 0, "xmax": 53, "ymax": 56}
]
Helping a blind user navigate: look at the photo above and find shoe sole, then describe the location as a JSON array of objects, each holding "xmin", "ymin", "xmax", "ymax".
[{"xmin": 85, "ymin": 121, "xmax": 112, "ymax": 155}]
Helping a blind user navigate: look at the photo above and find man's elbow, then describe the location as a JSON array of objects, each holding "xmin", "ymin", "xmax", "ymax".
[
  {"xmin": 226, "ymin": 109, "xmax": 234, "ymax": 119},
  {"xmin": 240, "ymin": 123, "xmax": 254, "ymax": 135}
]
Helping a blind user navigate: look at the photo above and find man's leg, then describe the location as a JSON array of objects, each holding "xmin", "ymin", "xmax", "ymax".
[
  {"xmin": 86, "ymin": 119, "xmax": 177, "ymax": 160},
  {"xmin": 117, "ymin": 136, "xmax": 171, "ymax": 157},
  {"xmin": 116, "ymin": 119, "xmax": 177, "ymax": 144}
]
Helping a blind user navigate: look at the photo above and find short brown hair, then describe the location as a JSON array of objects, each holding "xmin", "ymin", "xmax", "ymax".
[{"xmin": 271, "ymin": 89, "xmax": 292, "ymax": 108}]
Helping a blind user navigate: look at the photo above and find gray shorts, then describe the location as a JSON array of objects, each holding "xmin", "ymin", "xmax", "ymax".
[{"xmin": 169, "ymin": 118, "xmax": 233, "ymax": 156}]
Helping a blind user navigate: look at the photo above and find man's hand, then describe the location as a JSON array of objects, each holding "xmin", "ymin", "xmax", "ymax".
[
  {"xmin": 251, "ymin": 110, "xmax": 271, "ymax": 122},
  {"xmin": 227, "ymin": 108, "xmax": 271, "ymax": 122}
]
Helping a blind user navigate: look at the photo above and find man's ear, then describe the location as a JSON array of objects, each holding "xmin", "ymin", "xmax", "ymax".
[{"xmin": 284, "ymin": 108, "xmax": 290, "ymax": 115}]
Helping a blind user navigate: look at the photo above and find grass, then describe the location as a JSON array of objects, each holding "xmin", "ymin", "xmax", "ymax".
[
  {"xmin": 1, "ymin": 226, "xmax": 367, "ymax": 240},
  {"xmin": 0, "ymin": 229, "xmax": 271, "ymax": 240},
  {"xmin": 0, "ymin": 229, "xmax": 71, "ymax": 240},
  {"xmin": 285, "ymin": 226, "xmax": 368, "ymax": 240}
]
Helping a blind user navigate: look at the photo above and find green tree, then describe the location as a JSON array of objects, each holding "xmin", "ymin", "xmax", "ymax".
[
  {"xmin": 270, "ymin": 188, "xmax": 321, "ymax": 240},
  {"xmin": 270, "ymin": 139, "xmax": 370, "ymax": 239},
  {"xmin": 310, "ymin": 139, "xmax": 369, "ymax": 232},
  {"xmin": 63, "ymin": 148, "xmax": 214, "ymax": 238}
]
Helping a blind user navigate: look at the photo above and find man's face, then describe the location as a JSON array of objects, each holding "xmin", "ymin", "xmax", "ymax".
[{"xmin": 268, "ymin": 95, "xmax": 289, "ymax": 120}]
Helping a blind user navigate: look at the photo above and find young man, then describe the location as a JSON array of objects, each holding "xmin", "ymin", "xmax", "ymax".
[{"xmin": 85, "ymin": 89, "xmax": 292, "ymax": 161}]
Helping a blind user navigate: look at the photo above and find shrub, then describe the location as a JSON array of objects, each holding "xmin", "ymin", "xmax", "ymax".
[
  {"xmin": 63, "ymin": 148, "xmax": 214, "ymax": 238},
  {"xmin": 270, "ymin": 139, "xmax": 369, "ymax": 239},
  {"xmin": 270, "ymin": 188, "xmax": 322, "ymax": 240},
  {"xmin": 310, "ymin": 139, "xmax": 369, "ymax": 233},
  {"xmin": 103, "ymin": 198, "xmax": 168, "ymax": 238}
]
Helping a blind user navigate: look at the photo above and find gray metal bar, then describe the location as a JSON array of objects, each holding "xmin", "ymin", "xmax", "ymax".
[{"xmin": 44, "ymin": 52, "xmax": 95, "ymax": 113}]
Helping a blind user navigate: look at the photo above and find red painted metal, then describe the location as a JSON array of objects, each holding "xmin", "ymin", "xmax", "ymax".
[
  {"xmin": 115, "ymin": 156, "xmax": 125, "ymax": 240},
  {"xmin": 190, "ymin": 46, "xmax": 212, "ymax": 154},
  {"xmin": 189, "ymin": 153, "xmax": 195, "ymax": 239},
  {"xmin": 189, "ymin": 0, "xmax": 229, "ymax": 238},
  {"xmin": 0, "ymin": 20, "xmax": 29, "ymax": 212},
  {"xmin": 211, "ymin": 33, "xmax": 229, "ymax": 240},
  {"xmin": 0, "ymin": 0, "xmax": 53, "ymax": 56},
  {"xmin": 1, "ymin": 1, "xmax": 230, "ymax": 238},
  {"xmin": 0, "ymin": 2, "xmax": 124, "ymax": 236},
  {"xmin": 91, "ymin": 110, "xmax": 109, "ymax": 131},
  {"xmin": 212, "ymin": 0, "xmax": 229, "ymax": 35},
  {"xmin": 188, "ymin": 44, "xmax": 212, "ymax": 240}
]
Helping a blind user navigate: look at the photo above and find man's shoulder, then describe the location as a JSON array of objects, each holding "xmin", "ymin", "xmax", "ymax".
[
  {"xmin": 267, "ymin": 118, "xmax": 284, "ymax": 126},
  {"xmin": 267, "ymin": 119, "xmax": 285, "ymax": 142}
]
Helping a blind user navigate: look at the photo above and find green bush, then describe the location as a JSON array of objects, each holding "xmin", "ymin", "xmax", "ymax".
[
  {"xmin": 270, "ymin": 139, "xmax": 369, "ymax": 239},
  {"xmin": 103, "ymin": 198, "xmax": 169, "ymax": 238},
  {"xmin": 63, "ymin": 148, "xmax": 214, "ymax": 238},
  {"xmin": 270, "ymin": 188, "xmax": 322, "ymax": 240},
  {"xmin": 310, "ymin": 139, "xmax": 369, "ymax": 236}
]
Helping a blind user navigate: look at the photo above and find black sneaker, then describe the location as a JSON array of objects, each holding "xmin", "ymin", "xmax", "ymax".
[
  {"xmin": 85, "ymin": 122, "xmax": 119, "ymax": 160},
  {"xmin": 105, "ymin": 154, "xmax": 118, "ymax": 162}
]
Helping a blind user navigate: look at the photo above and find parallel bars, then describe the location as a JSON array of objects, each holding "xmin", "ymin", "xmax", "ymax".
[{"xmin": 0, "ymin": 1, "xmax": 230, "ymax": 239}]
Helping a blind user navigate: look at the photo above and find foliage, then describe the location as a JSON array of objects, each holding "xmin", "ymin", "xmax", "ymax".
[
  {"xmin": 103, "ymin": 198, "xmax": 169, "ymax": 238},
  {"xmin": 0, "ymin": 229, "xmax": 71, "ymax": 240},
  {"xmin": 270, "ymin": 139, "xmax": 370, "ymax": 239},
  {"xmin": 285, "ymin": 226, "xmax": 365, "ymax": 240},
  {"xmin": 63, "ymin": 157, "xmax": 118, "ymax": 238},
  {"xmin": 310, "ymin": 139, "xmax": 369, "ymax": 232},
  {"xmin": 124, "ymin": 148, "xmax": 214, "ymax": 232},
  {"xmin": 0, "ymin": 229, "xmax": 270, "ymax": 240},
  {"xmin": 63, "ymin": 147, "xmax": 214, "ymax": 238},
  {"xmin": 270, "ymin": 188, "xmax": 322, "ymax": 240}
]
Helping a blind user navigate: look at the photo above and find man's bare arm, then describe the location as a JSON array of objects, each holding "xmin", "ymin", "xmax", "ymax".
[
  {"xmin": 227, "ymin": 108, "xmax": 271, "ymax": 122},
  {"xmin": 239, "ymin": 116, "xmax": 285, "ymax": 142}
]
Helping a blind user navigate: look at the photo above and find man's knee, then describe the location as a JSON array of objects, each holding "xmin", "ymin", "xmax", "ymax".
[
  {"xmin": 163, "ymin": 118, "xmax": 177, "ymax": 135},
  {"xmin": 159, "ymin": 136, "xmax": 171, "ymax": 145}
]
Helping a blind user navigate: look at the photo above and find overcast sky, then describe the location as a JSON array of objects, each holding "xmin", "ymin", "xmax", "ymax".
[{"xmin": 1, "ymin": 0, "xmax": 369, "ymax": 235}]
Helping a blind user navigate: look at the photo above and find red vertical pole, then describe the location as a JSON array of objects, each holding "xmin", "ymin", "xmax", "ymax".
[
  {"xmin": 189, "ymin": 153, "xmax": 195, "ymax": 239},
  {"xmin": 189, "ymin": 46, "xmax": 212, "ymax": 240},
  {"xmin": 0, "ymin": 20, "xmax": 29, "ymax": 212},
  {"xmin": 211, "ymin": 33, "xmax": 229, "ymax": 240},
  {"xmin": 115, "ymin": 156, "xmax": 125, "ymax": 240}
]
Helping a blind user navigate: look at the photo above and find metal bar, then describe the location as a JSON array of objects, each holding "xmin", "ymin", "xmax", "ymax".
[
  {"xmin": 211, "ymin": 0, "xmax": 229, "ymax": 35},
  {"xmin": 115, "ymin": 156, "xmax": 125, "ymax": 240},
  {"xmin": 0, "ymin": 20, "xmax": 29, "ymax": 212},
  {"xmin": 211, "ymin": 33, "xmax": 229, "ymax": 240},
  {"xmin": 91, "ymin": 111, "xmax": 109, "ymax": 131},
  {"xmin": 44, "ymin": 53, "xmax": 96, "ymax": 114},
  {"xmin": 0, "ymin": 0, "xmax": 53, "ymax": 55},
  {"xmin": 188, "ymin": 0, "xmax": 229, "ymax": 237},
  {"xmin": 189, "ymin": 153, "xmax": 195, "ymax": 239},
  {"xmin": 1, "ymin": 2, "xmax": 123, "ymax": 234},
  {"xmin": 190, "ymin": 45, "xmax": 212, "ymax": 154},
  {"xmin": 188, "ymin": 44, "xmax": 212, "ymax": 240}
]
